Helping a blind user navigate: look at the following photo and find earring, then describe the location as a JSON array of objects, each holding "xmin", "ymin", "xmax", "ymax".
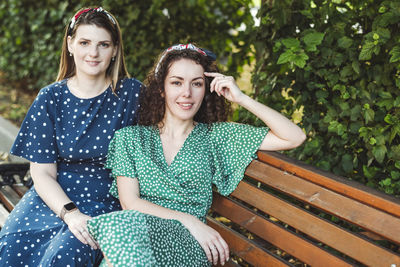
[
  {"xmin": 112, "ymin": 57, "xmax": 115, "ymax": 61},
  {"xmin": 69, "ymin": 52, "xmax": 73, "ymax": 57}
]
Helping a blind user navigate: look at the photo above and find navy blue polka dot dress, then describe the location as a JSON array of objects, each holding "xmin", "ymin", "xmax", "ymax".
[{"xmin": 0, "ymin": 78, "xmax": 141, "ymax": 267}]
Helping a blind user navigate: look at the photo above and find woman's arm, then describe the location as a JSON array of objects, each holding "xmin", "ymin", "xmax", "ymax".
[
  {"xmin": 205, "ymin": 72, "xmax": 306, "ymax": 151},
  {"xmin": 30, "ymin": 162, "xmax": 98, "ymax": 249},
  {"xmin": 117, "ymin": 176, "xmax": 229, "ymax": 265}
]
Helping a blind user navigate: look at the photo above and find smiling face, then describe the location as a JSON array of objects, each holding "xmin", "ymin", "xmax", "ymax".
[
  {"xmin": 67, "ymin": 24, "xmax": 116, "ymax": 79},
  {"xmin": 163, "ymin": 58, "xmax": 206, "ymax": 124}
]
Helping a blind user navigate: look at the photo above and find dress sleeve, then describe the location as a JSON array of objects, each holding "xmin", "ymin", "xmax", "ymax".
[
  {"xmin": 211, "ymin": 122, "xmax": 269, "ymax": 196},
  {"xmin": 106, "ymin": 127, "xmax": 138, "ymax": 198},
  {"xmin": 10, "ymin": 87, "xmax": 58, "ymax": 163}
]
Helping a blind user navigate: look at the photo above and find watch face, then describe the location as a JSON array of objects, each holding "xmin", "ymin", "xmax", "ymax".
[{"xmin": 65, "ymin": 202, "xmax": 77, "ymax": 211}]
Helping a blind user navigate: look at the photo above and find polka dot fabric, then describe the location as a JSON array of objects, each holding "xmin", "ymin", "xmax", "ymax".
[
  {"xmin": 0, "ymin": 78, "xmax": 141, "ymax": 266},
  {"xmin": 88, "ymin": 122, "xmax": 269, "ymax": 266}
]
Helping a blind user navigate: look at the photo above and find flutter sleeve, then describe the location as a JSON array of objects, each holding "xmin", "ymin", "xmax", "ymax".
[
  {"xmin": 10, "ymin": 86, "xmax": 58, "ymax": 163},
  {"xmin": 210, "ymin": 122, "xmax": 269, "ymax": 196},
  {"xmin": 106, "ymin": 127, "xmax": 138, "ymax": 198}
]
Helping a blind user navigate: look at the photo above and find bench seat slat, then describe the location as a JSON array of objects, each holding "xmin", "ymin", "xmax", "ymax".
[
  {"xmin": 206, "ymin": 217, "xmax": 290, "ymax": 267},
  {"xmin": 231, "ymin": 181, "xmax": 400, "ymax": 266},
  {"xmin": 246, "ymin": 160, "xmax": 400, "ymax": 245},
  {"xmin": 211, "ymin": 193, "xmax": 352, "ymax": 267},
  {"xmin": 258, "ymin": 151, "xmax": 400, "ymax": 218}
]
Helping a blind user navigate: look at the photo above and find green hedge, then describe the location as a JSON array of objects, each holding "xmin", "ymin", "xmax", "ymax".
[
  {"xmin": 0, "ymin": 0, "xmax": 254, "ymax": 90},
  {"xmin": 238, "ymin": 0, "xmax": 400, "ymax": 195}
]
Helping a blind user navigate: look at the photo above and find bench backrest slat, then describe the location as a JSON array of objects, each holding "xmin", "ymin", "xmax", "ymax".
[
  {"xmin": 12, "ymin": 184, "xmax": 29, "ymax": 197},
  {"xmin": 231, "ymin": 181, "xmax": 400, "ymax": 266},
  {"xmin": 211, "ymin": 193, "xmax": 352, "ymax": 267},
  {"xmin": 258, "ymin": 152, "xmax": 400, "ymax": 218},
  {"xmin": 0, "ymin": 204, "xmax": 9, "ymax": 227},
  {"xmin": 0, "ymin": 185, "xmax": 21, "ymax": 211},
  {"xmin": 246, "ymin": 160, "xmax": 400, "ymax": 245},
  {"xmin": 207, "ymin": 217, "xmax": 290, "ymax": 267}
]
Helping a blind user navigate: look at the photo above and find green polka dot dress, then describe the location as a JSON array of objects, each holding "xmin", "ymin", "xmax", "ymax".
[{"xmin": 87, "ymin": 122, "xmax": 269, "ymax": 266}]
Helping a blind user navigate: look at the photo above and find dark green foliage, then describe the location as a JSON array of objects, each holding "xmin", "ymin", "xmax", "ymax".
[
  {"xmin": 241, "ymin": 0, "xmax": 400, "ymax": 195},
  {"xmin": 0, "ymin": 0, "xmax": 254, "ymax": 90}
]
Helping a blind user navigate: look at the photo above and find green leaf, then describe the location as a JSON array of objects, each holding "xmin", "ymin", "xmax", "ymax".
[
  {"xmin": 281, "ymin": 38, "xmax": 300, "ymax": 49},
  {"xmin": 293, "ymin": 53, "xmax": 309, "ymax": 68},
  {"xmin": 277, "ymin": 50, "xmax": 294, "ymax": 65},
  {"xmin": 351, "ymin": 61, "xmax": 360, "ymax": 74},
  {"xmin": 372, "ymin": 145, "xmax": 387, "ymax": 163},
  {"xmin": 384, "ymin": 114, "xmax": 395, "ymax": 124},
  {"xmin": 359, "ymin": 42, "xmax": 375, "ymax": 60},
  {"xmin": 338, "ymin": 36, "xmax": 353, "ymax": 49},
  {"xmin": 389, "ymin": 46, "xmax": 400, "ymax": 63},
  {"xmin": 350, "ymin": 105, "xmax": 362, "ymax": 121},
  {"xmin": 369, "ymin": 137, "xmax": 377, "ymax": 145},
  {"xmin": 364, "ymin": 109, "xmax": 375, "ymax": 124},
  {"xmin": 303, "ymin": 32, "xmax": 325, "ymax": 51},
  {"xmin": 363, "ymin": 165, "xmax": 378, "ymax": 179},
  {"xmin": 380, "ymin": 178, "xmax": 391, "ymax": 186},
  {"xmin": 341, "ymin": 154, "xmax": 353, "ymax": 173}
]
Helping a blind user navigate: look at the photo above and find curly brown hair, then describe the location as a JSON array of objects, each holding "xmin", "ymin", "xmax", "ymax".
[{"xmin": 138, "ymin": 48, "xmax": 231, "ymax": 126}]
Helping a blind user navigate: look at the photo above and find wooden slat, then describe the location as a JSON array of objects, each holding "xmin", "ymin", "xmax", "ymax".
[
  {"xmin": 12, "ymin": 184, "xmax": 29, "ymax": 197},
  {"xmin": 0, "ymin": 185, "xmax": 21, "ymax": 211},
  {"xmin": 245, "ymin": 160, "xmax": 400, "ymax": 245},
  {"xmin": 257, "ymin": 151, "xmax": 400, "ymax": 218},
  {"xmin": 231, "ymin": 181, "xmax": 400, "ymax": 266},
  {"xmin": 0, "ymin": 203, "xmax": 10, "ymax": 228},
  {"xmin": 207, "ymin": 217, "xmax": 291, "ymax": 267},
  {"xmin": 211, "ymin": 193, "xmax": 352, "ymax": 267}
]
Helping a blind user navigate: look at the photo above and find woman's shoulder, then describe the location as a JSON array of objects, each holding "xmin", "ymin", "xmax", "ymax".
[
  {"xmin": 118, "ymin": 77, "xmax": 143, "ymax": 90},
  {"xmin": 34, "ymin": 79, "xmax": 67, "ymax": 102},
  {"xmin": 115, "ymin": 125, "xmax": 154, "ymax": 137}
]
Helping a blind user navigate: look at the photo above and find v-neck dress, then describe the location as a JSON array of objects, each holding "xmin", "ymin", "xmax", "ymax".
[
  {"xmin": 87, "ymin": 122, "xmax": 269, "ymax": 266},
  {"xmin": 0, "ymin": 78, "xmax": 141, "ymax": 267}
]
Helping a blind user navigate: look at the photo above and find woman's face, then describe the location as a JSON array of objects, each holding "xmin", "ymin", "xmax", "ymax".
[
  {"xmin": 67, "ymin": 24, "xmax": 116, "ymax": 79},
  {"xmin": 163, "ymin": 58, "xmax": 206, "ymax": 123}
]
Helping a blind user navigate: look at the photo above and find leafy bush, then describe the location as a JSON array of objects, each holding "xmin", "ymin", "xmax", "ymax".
[
  {"xmin": 239, "ymin": 0, "xmax": 400, "ymax": 195},
  {"xmin": 0, "ymin": 0, "xmax": 254, "ymax": 90}
]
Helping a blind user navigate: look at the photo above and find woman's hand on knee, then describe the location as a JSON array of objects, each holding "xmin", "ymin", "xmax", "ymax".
[
  {"xmin": 64, "ymin": 211, "xmax": 99, "ymax": 250},
  {"xmin": 182, "ymin": 215, "xmax": 229, "ymax": 265}
]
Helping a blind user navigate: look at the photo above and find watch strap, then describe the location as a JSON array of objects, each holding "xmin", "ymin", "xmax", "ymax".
[{"xmin": 60, "ymin": 202, "xmax": 78, "ymax": 221}]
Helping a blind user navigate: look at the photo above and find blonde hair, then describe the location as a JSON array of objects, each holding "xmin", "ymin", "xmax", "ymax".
[{"xmin": 56, "ymin": 7, "xmax": 129, "ymax": 92}]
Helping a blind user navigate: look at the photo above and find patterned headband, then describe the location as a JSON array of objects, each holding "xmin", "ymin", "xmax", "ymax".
[
  {"xmin": 155, "ymin": 43, "xmax": 216, "ymax": 75},
  {"xmin": 68, "ymin": 7, "xmax": 116, "ymax": 35}
]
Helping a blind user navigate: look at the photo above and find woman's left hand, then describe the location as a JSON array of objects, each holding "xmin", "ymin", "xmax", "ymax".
[{"xmin": 205, "ymin": 72, "xmax": 245, "ymax": 103}]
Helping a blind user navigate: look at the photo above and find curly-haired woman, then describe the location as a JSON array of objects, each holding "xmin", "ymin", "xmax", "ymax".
[{"xmin": 88, "ymin": 43, "xmax": 306, "ymax": 266}]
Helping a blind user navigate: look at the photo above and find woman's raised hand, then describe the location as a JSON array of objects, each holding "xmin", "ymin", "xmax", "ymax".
[
  {"xmin": 205, "ymin": 72, "xmax": 245, "ymax": 104},
  {"xmin": 181, "ymin": 214, "xmax": 229, "ymax": 265}
]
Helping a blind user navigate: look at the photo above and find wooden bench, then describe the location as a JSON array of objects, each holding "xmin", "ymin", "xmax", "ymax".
[
  {"xmin": 207, "ymin": 151, "xmax": 400, "ymax": 266},
  {"xmin": 1, "ymin": 153, "xmax": 400, "ymax": 266},
  {"xmin": 0, "ymin": 162, "xmax": 30, "ymax": 228}
]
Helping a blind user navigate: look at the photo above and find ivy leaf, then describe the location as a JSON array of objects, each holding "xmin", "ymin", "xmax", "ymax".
[
  {"xmin": 359, "ymin": 42, "xmax": 375, "ymax": 60},
  {"xmin": 372, "ymin": 145, "xmax": 387, "ymax": 163}
]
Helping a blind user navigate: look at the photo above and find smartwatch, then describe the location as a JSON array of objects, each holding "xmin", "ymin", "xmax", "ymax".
[{"xmin": 60, "ymin": 202, "xmax": 78, "ymax": 221}]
